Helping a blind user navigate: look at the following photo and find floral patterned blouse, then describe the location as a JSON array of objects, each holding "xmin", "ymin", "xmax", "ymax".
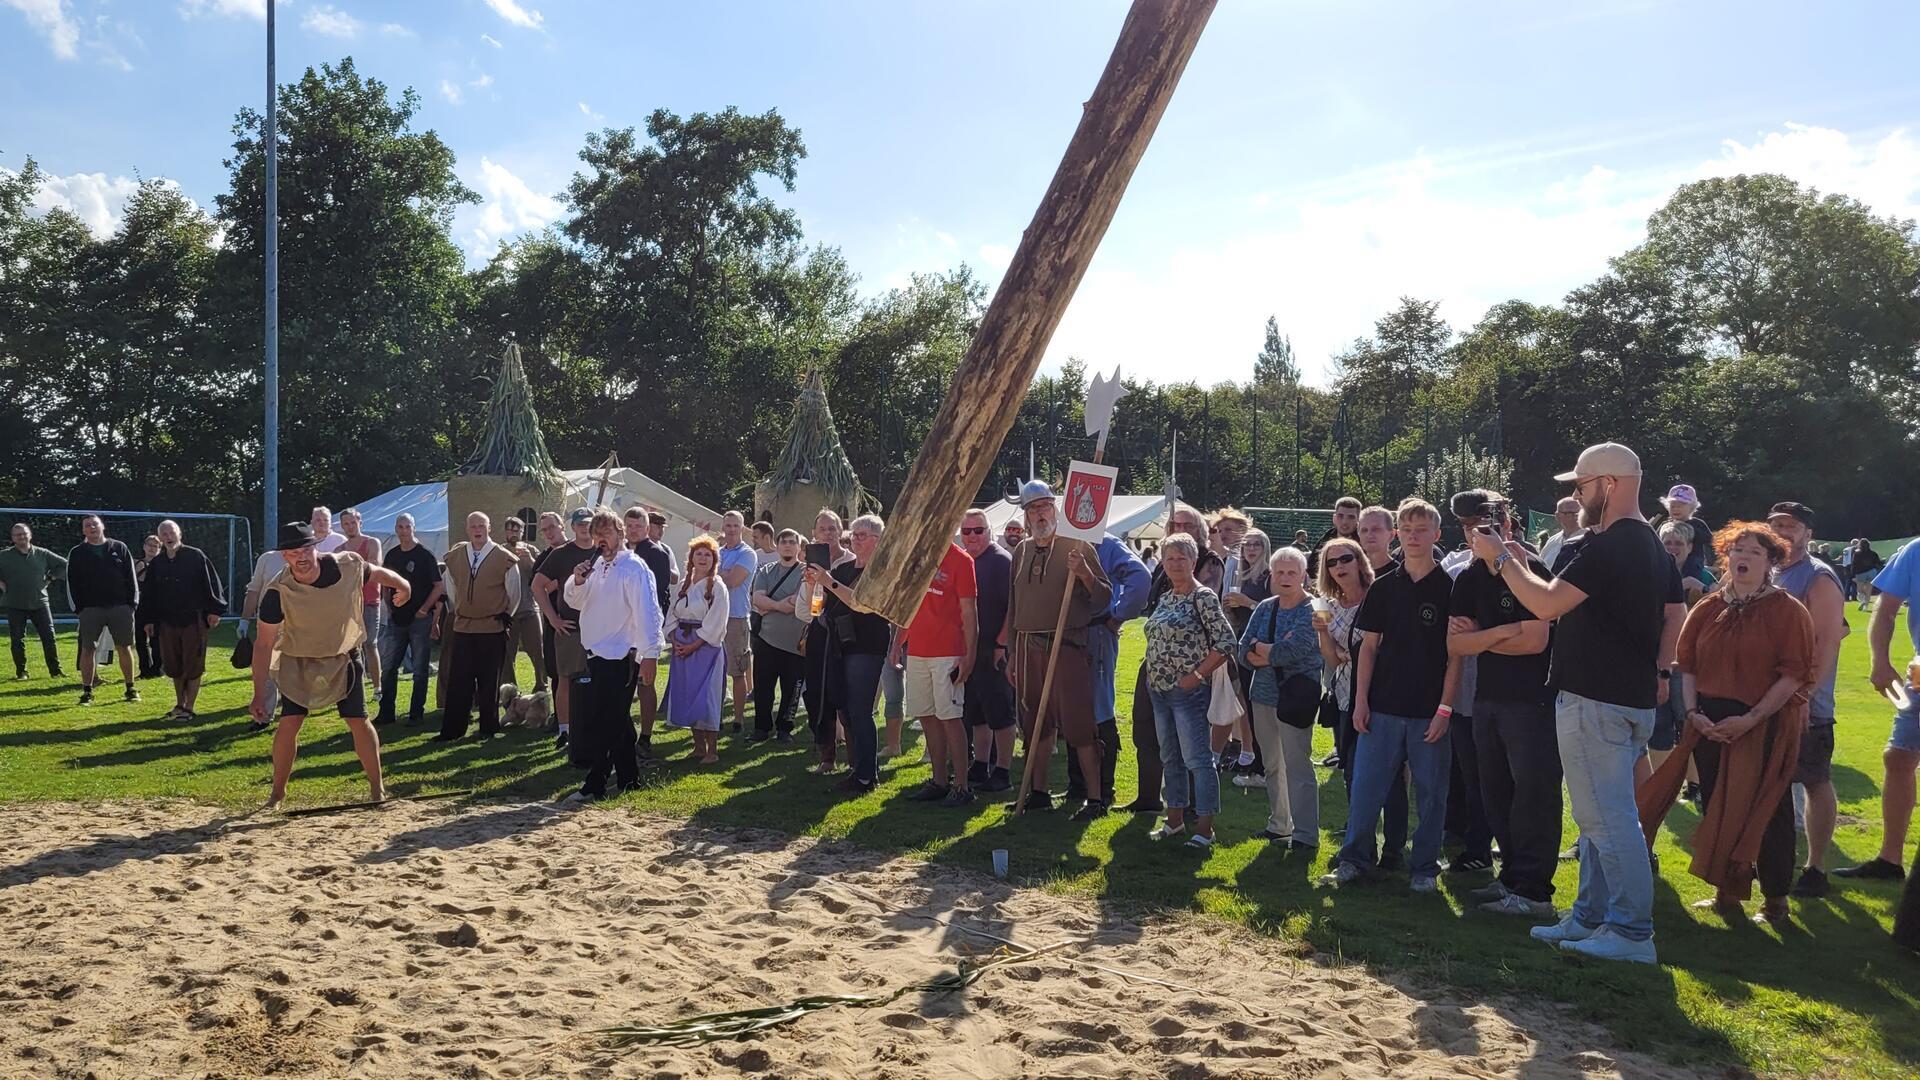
[{"xmin": 1142, "ymin": 585, "xmax": 1238, "ymax": 692}]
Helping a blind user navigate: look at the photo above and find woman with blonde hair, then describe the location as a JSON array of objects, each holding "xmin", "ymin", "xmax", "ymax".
[
  {"xmin": 667, "ymin": 535, "xmax": 730, "ymax": 763},
  {"xmin": 1316, "ymin": 535, "xmax": 1406, "ymax": 864}
]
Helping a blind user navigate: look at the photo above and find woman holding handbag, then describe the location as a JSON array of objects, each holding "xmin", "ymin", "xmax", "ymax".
[
  {"xmin": 1237, "ymin": 546, "xmax": 1324, "ymax": 847},
  {"xmin": 1140, "ymin": 534, "xmax": 1238, "ymax": 850}
]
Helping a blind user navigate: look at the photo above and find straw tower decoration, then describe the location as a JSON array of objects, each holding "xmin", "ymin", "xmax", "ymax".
[
  {"xmin": 441, "ymin": 343, "xmax": 571, "ymax": 702},
  {"xmin": 754, "ymin": 368, "xmax": 870, "ymax": 532}
]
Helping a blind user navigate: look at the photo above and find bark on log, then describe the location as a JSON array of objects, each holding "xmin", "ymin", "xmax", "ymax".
[{"xmin": 853, "ymin": 0, "xmax": 1216, "ymax": 624}]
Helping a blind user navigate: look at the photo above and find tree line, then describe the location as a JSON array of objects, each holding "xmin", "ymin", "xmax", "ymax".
[{"xmin": 5, "ymin": 57, "xmax": 1917, "ymax": 539}]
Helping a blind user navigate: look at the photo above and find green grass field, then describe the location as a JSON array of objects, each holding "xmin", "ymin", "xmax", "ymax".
[{"xmin": 3, "ymin": 605, "xmax": 1916, "ymax": 1077}]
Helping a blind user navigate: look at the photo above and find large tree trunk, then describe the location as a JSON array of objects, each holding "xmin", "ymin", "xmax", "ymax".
[{"xmin": 854, "ymin": 0, "xmax": 1216, "ymax": 623}]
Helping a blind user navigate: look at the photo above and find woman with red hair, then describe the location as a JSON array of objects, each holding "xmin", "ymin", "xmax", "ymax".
[
  {"xmin": 1640, "ymin": 521, "xmax": 1814, "ymax": 925},
  {"xmin": 666, "ymin": 535, "xmax": 730, "ymax": 764}
]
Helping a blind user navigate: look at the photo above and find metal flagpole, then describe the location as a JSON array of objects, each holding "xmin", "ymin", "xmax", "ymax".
[{"xmin": 263, "ymin": 0, "xmax": 280, "ymax": 534}]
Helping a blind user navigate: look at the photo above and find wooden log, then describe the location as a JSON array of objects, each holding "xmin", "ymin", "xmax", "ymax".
[{"xmin": 853, "ymin": 0, "xmax": 1216, "ymax": 625}]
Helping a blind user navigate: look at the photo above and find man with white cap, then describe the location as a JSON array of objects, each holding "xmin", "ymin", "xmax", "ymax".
[{"xmin": 1467, "ymin": 442, "xmax": 1685, "ymax": 964}]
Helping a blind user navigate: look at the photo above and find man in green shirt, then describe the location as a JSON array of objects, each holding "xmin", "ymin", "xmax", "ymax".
[{"xmin": 2, "ymin": 523, "xmax": 67, "ymax": 679}]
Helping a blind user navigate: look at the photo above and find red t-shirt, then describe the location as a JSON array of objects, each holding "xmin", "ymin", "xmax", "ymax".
[{"xmin": 905, "ymin": 544, "xmax": 978, "ymax": 658}]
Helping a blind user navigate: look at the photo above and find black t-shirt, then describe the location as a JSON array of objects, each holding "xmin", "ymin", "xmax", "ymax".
[
  {"xmin": 1450, "ymin": 557, "xmax": 1552, "ymax": 705},
  {"xmin": 382, "ymin": 543, "xmax": 442, "ymax": 625},
  {"xmin": 1354, "ymin": 561, "xmax": 1454, "ymax": 718},
  {"xmin": 258, "ymin": 555, "xmax": 347, "ymax": 624},
  {"xmin": 820, "ymin": 562, "xmax": 892, "ymax": 655},
  {"xmin": 536, "ymin": 542, "xmax": 600, "ymax": 624},
  {"xmin": 1551, "ymin": 520, "xmax": 1683, "ymax": 709},
  {"xmin": 630, "ymin": 538, "xmax": 674, "ymax": 616}
]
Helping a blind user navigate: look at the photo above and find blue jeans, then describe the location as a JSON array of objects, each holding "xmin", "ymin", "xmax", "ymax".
[
  {"xmin": 377, "ymin": 617, "xmax": 434, "ymax": 720},
  {"xmin": 1087, "ymin": 622, "xmax": 1120, "ymax": 724},
  {"xmin": 1336, "ymin": 710, "xmax": 1453, "ymax": 876},
  {"xmin": 1151, "ymin": 683, "xmax": 1218, "ymax": 817},
  {"xmin": 838, "ymin": 652, "xmax": 884, "ymax": 785},
  {"xmin": 1557, "ymin": 691, "xmax": 1655, "ymax": 942}
]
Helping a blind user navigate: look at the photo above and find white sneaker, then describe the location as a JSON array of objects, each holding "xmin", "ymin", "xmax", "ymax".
[
  {"xmin": 1231, "ymin": 773, "xmax": 1267, "ymax": 788},
  {"xmin": 1410, "ymin": 875, "xmax": 1438, "ymax": 893},
  {"xmin": 1529, "ymin": 913, "xmax": 1599, "ymax": 945},
  {"xmin": 1320, "ymin": 862, "xmax": 1361, "ymax": 887},
  {"xmin": 1559, "ymin": 926, "xmax": 1657, "ymax": 965},
  {"xmin": 1481, "ymin": 893, "xmax": 1556, "ymax": 919}
]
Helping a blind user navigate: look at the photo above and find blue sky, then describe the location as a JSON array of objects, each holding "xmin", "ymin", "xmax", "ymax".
[{"xmin": 6, "ymin": 0, "xmax": 1919, "ymax": 385}]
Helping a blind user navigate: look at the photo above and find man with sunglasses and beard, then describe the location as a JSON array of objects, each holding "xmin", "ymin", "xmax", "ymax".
[
  {"xmin": 253, "ymin": 522, "xmax": 414, "ymax": 810},
  {"xmin": 959, "ymin": 509, "xmax": 1017, "ymax": 791},
  {"xmin": 1468, "ymin": 442, "xmax": 1685, "ymax": 964}
]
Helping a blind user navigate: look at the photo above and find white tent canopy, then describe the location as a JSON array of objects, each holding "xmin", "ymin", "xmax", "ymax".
[
  {"xmin": 973, "ymin": 494, "xmax": 1196, "ymax": 547},
  {"xmin": 348, "ymin": 468, "xmax": 725, "ymax": 558}
]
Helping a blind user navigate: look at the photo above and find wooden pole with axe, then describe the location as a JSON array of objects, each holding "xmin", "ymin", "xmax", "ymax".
[{"xmin": 1012, "ymin": 367, "xmax": 1124, "ymax": 815}]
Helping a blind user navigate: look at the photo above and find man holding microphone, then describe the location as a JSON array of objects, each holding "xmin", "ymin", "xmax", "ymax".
[{"xmin": 562, "ymin": 508, "xmax": 664, "ymax": 803}]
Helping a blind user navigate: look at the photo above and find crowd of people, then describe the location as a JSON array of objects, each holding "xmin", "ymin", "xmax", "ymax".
[{"xmin": 6, "ymin": 439, "xmax": 1920, "ymax": 959}]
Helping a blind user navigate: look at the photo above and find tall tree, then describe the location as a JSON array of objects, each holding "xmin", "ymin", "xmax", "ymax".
[
  {"xmin": 208, "ymin": 57, "xmax": 477, "ymax": 518},
  {"xmin": 1254, "ymin": 314, "xmax": 1299, "ymax": 386}
]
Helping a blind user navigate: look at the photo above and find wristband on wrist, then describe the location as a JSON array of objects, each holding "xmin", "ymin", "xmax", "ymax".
[{"xmin": 1436, "ymin": 704, "xmax": 1453, "ymax": 719}]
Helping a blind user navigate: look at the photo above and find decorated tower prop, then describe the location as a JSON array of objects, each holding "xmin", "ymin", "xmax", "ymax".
[
  {"xmin": 754, "ymin": 368, "xmax": 870, "ymax": 532},
  {"xmin": 446, "ymin": 343, "xmax": 571, "ymax": 539}
]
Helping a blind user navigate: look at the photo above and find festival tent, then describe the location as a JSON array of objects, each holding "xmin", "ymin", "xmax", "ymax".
[
  {"xmin": 350, "ymin": 468, "xmax": 724, "ymax": 558},
  {"xmin": 973, "ymin": 494, "xmax": 1196, "ymax": 546}
]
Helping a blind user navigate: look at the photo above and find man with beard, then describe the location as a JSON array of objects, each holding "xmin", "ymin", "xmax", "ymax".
[
  {"xmin": 252, "ymin": 522, "xmax": 413, "ymax": 810},
  {"xmin": 140, "ymin": 519, "xmax": 226, "ymax": 721},
  {"xmin": 626, "ymin": 508, "xmax": 677, "ymax": 744},
  {"xmin": 497, "ymin": 516, "xmax": 546, "ymax": 695},
  {"xmin": 561, "ymin": 508, "xmax": 663, "ymax": 802},
  {"xmin": 1310, "ymin": 496, "xmax": 1363, "ymax": 576},
  {"xmin": 1764, "ymin": 502, "xmax": 1848, "ymax": 900},
  {"xmin": 1469, "ymin": 442, "xmax": 1684, "ymax": 964},
  {"xmin": 1005, "ymin": 481, "xmax": 1113, "ymax": 818},
  {"xmin": 439, "ymin": 512, "xmax": 521, "ymax": 742},
  {"xmin": 1121, "ymin": 503, "xmax": 1223, "ymax": 813}
]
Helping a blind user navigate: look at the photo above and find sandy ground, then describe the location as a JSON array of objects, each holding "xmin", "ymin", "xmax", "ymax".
[{"xmin": 0, "ymin": 799, "xmax": 1701, "ymax": 1079}]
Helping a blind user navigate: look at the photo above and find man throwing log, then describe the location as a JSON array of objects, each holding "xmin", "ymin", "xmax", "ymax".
[{"xmin": 251, "ymin": 522, "xmax": 412, "ymax": 810}]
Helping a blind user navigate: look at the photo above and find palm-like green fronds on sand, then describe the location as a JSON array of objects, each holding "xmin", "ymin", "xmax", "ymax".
[
  {"xmin": 457, "ymin": 343, "xmax": 565, "ymax": 484},
  {"xmin": 754, "ymin": 368, "xmax": 869, "ymax": 518},
  {"xmin": 593, "ymin": 942, "xmax": 1068, "ymax": 1049}
]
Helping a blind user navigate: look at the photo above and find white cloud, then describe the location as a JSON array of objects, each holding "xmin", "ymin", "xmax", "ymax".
[
  {"xmin": 480, "ymin": 32, "xmax": 502, "ymax": 48},
  {"xmin": 978, "ymin": 243, "xmax": 1013, "ymax": 272},
  {"xmin": 469, "ymin": 72, "xmax": 493, "ymax": 89},
  {"xmin": 301, "ymin": 4, "xmax": 360, "ymax": 38},
  {"xmin": 480, "ymin": 0, "xmax": 542, "ymax": 30},
  {"xmin": 178, "ymin": 0, "xmax": 267, "ymax": 20},
  {"xmin": 438, "ymin": 79, "xmax": 463, "ymax": 105},
  {"xmin": 15, "ymin": 169, "xmax": 201, "ymax": 237},
  {"xmin": 6, "ymin": 0, "xmax": 81, "ymax": 59},
  {"xmin": 1032, "ymin": 124, "xmax": 1920, "ymax": 386},
  {"xmin": 453, "ymin": 157, "xmax": 562, "ymax": 258},
  {"xmin": 379, "ymin": 22, "xmax": 414, "ymax": 37},
  {"xmin": 577, "ymin": 101, "xmax": 603, "ymax": 122}
]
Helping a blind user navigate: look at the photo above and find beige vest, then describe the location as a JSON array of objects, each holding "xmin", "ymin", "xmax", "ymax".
[
  {"xmin": 267, "ymin": 552, "xmax": 366, "ymax": 711},
  {"xmin": 446, "ymin": 542, "xmax": 513, "ymax": 634}
]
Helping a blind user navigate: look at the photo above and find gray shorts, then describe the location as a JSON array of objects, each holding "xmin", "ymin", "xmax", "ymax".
[{"xmin": 78, "ymin": 605, "xmax": 135, "ymax": 648}]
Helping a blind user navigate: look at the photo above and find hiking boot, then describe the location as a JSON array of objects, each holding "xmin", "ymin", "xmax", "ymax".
[
  {"xmin": 1789, "ymin": 867, "xmax": 1830, "ymax": 898},
  {"xmin": 1558, "ymin": 926, "xmax": 1657, "ymax": 965},
  {"xmin": 1834, "ymin": 858, "xmax": 1906, "ymax": 881},
  {"xmin": 906, "ymin": 783, "xmax": 950, "ymax": 802},
  {"xmin": 1529, "ymin": 914, "xmax": 1599, "ymax": 945}
]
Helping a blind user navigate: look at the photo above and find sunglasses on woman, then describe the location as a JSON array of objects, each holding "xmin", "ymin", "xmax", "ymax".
[{"xmin": 1323, "ymin": 552, "xmax": 1358, "ymax": 568}]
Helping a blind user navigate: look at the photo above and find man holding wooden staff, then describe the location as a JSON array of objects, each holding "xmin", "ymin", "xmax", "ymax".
[{"xmin": 1005, "ymin": 480, "xmax": 1113, "ymax": 818}]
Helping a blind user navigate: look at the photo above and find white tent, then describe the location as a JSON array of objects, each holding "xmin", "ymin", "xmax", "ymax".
[
  {"xmin": 349, "ymin": 468, "xmax": 725, "ymax": 558},
  {"xmin": 973, "ymin": 494, "xmax": 1196, "ymax": 548}
]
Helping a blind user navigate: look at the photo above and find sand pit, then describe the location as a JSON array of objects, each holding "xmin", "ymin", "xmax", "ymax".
[{"xmin": 0, "ymin": 800, "xmax": 1700, "ymax": 1078}]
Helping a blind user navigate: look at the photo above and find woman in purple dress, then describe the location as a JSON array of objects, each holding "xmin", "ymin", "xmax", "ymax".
[{"xmin": 667, "ymin": 536, "xmax": 730, "ymax": 763}]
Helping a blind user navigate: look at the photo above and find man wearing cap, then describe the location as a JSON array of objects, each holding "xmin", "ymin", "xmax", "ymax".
[
  {"xmin": 536, "ymin": 508, "xmax": 601, "ymax": 752},
  {"xmin": 439, "ymin": 511, "xmax": 521, "ymax": 742},
  {"xmin": 1468, "ymin": 442, "xmax": 1685, "ymax": 964},
  {"xmin": 252, "ymin": 522, "xmax": 414, "ymax": 809},
  {"xmin": 1763, "ymin": 501, "xmax": 1847, "ymax": 898},
  {"xmin": 1004, "ymin": 480, "xmax": 1113, "ymax": 818},
  {"xmin": 1837, "ymin": 534, "xmax": 1920, "ymax": 885},
  {"xmin": 1652, "ymin": 485, "xmax": 1713, "ymax": 582}
]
